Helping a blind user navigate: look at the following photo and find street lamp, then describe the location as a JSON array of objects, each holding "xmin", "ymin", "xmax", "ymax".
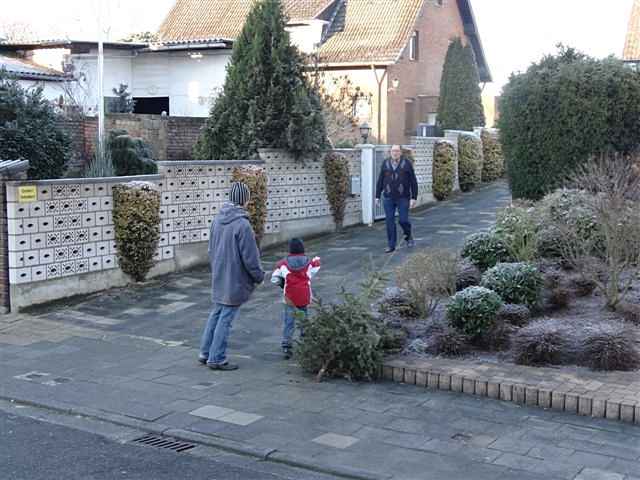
[
  {"xmin": 391, "ymin": 78, "xmax": 400, "ymax": 89},
  {"xmin": 359, "ymin": 122, "xmax": 371, "ymax": 144}
]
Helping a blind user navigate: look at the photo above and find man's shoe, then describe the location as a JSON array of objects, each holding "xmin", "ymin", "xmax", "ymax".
[
  {"xmin": 385, "ymin": 247, "xmax": 396, "ymax": 254},
  {"xmin": 207, "ymin": 362, "xmax": 239, "ymax": 371},
  {"xmin": 406, "ymin": 239, "xmax": 416, "ymax": 248},
  {"xmin": 283, "ymin": 347, "xmax": 292, "ymax": 360},
  {"xmin": 198, "ymin": 356, "xmax": 207, "ymax": 365}
]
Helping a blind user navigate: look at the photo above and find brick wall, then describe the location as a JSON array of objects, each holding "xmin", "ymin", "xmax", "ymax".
[
  {"xmin": 58, "ymin": 114, "xmax": 207, "ymax": 167},
  {"xmin": 386, "ymin": 0, "xmax": 469, "ymax": 144},
  {"xmin": 166, "ymin": 117, "xmax": 206, "ymax": 160},
  {"xmin": 56, "ymin": 116, "xmax": 91, "ymax": 171}
]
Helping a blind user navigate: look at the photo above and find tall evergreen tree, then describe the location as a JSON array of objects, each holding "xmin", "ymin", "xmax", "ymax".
[
  {"xmin": 195, "ymin": 0, "xmax": 327, "ymax": 160},
  {"xmin": 437, "ymin": 38, "xmax": 486, "ymax": 131}
]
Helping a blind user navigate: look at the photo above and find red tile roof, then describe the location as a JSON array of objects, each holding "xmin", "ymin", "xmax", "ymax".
[
  {"xmin": 158, "ymin": 0, "xmax": 336, "ymax": 41},
  {"xmin": 158, "ymin": 0, "xmax": 424, "ymax": 64}
]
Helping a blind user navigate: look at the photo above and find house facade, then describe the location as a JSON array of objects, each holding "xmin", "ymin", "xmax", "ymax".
[
  {"xmin": 0, "ymin": 49, "xmax": 71, "ymax": 103},
  {"xmin": 1, "ymin": 39, "xmax": 232, "ymax": 117},
  {"xmin": 157, "ymin": 0, "xmax": 491, "ymax": 143},
  {"xmin": 2, "ymin": 0, "xmax": 490, "ymax": 144}
]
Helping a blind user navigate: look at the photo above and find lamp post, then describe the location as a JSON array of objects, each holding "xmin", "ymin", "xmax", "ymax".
[{"xmin": 359, "ymin": 122, "xmax": 371, "ymax": 144}]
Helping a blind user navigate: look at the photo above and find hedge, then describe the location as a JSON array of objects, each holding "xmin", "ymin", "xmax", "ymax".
[
  {"xmin": 324, "ymin": 152, "xmax": 350, "ymax": 230},
  {"xmin": 231, "ymin": 166, "xmax": 268, "ymax": 246},
  {"xmin": 112, "ymin": 182, "xmax": 161, "ymax": 282},
  {"xmin": 458, "ymin": 133, "xmax": 483, "ymax": 191},
  {"xmin": 499, "ymin": 46, "xmax": 640, "ymax": 200},
  {"xmin": 433, "ymin": 140, "xmax": 456, "ymax": 201},
  {"xmin": 480, "ymin": 129, "xmax": 504, "ymax": 182}
]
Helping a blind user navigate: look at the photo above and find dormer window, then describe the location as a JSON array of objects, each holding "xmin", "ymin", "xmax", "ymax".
[{"xmin": 409, "ymin": 31, "xmax": 419, "ymax": 61}]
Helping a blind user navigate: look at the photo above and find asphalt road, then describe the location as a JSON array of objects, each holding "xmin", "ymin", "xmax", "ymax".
[{"xmin": 0, "ymin": 410, "xmax": 337, "ymax": 480}]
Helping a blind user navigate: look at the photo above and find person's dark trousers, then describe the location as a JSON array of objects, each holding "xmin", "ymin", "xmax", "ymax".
[{"xmin": 383, "ymin": 196, "xmax": 411, "ymax": 250}]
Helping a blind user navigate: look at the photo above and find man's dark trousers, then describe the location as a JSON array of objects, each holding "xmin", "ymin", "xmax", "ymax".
[{"xmin": 383, "ymin": 196, "xmax": 411, "ymax": 250}]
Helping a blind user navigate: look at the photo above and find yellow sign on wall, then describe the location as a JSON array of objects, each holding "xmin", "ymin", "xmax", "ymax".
[{"xmin": 18, "ymin": 186, "xmax": 37, "ymax": 203}]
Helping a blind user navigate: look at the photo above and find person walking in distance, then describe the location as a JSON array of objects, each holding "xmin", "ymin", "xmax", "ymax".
[
  {"xmin": 199, "ymin": 182, "xmax": 265, "ymax": 371},
  {"xmin": 375, "ymin": 145, "xmax": 418, "ymax": 253}
]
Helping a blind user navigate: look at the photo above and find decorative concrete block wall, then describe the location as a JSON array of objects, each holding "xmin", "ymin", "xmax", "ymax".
[
  {"xmin": 5, "ymin": 177, "xmax": 162, "ymax": 287},
  {"xmin": 413, "ymin": 138, "xmax": 436, "ymax": 206},
  {"xmin": 5, "ymin": 150, "xmax": 362, "ymax": 310}
]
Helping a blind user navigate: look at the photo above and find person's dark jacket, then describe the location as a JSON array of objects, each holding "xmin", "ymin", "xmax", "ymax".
[
  {"xmin": 209, "ymin": 203, "xmax": 265, "ymax": 306},
  {"xmin": 375, "ymin": 156, "xmax": 418, "ymax": 201}
]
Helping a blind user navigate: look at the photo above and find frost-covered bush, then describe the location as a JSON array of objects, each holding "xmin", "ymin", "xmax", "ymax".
[
  {"xmin": 494, "ymin": 205, "xmax": 539, "ymax": 262},
  {"xmin": 396, "ymin": 249, "xmax": 458, "ymax": 317},
  {"xmin": 461, "ymin": 232, "xmax": 511, "ymax": 271},
  {"xmin": 455, "ymin": 258, "xmax": 482, "ymax": 291},
  {"xmin": 447, "ymin": 286, "xmax": 503, "ymax": 339},
  {"xmin": 511, "ymin": 320, "xmax": 568, "ymax": 366},
  {"xmin": 481, "ymin": 262, "xmax": 543, "ymax": 308},
  {"xmin": 581, "ymin": 325, "xmax": 640, "ymax": 371},
  {"xmin": 496, "ymin": 303, "xmax": 531, "ymax": 326}
]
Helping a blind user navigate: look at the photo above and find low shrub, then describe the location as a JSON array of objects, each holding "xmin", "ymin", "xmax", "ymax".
[
  {"xmin": 461, "ymin": 232, "xmax": 511, "ymax": 271},
  {"xmin": 112, "ymin": 181, "xmax": 161, "ymax": 282},
  {"xmin": 297, "ymin": 290, "xmax": 382, "ymax": 382},
  {"xmin": 581, "ymin": 325, "xmax": 640, "ymax": 371},
  {"xmin": 433, "ymin": 140, "xmax": 456, "ymax": 201},
  {"xmin": 481, "ymin": 262, "xmax": 543, "ymax": 308},
  {"xmin": 496, "ymin": 303, "xmax": 531, "ymax": 326},
  {"xmin": 447, "ymin": 286, "xmax": 504, "ymax": 339},
  {"xmin": 109, "ymin": 130, "xmax": 157, "ymax": 176},
  {"xmin": 324, "ymin": 152, "xmax": 350, "ymax": 230},
  {"xmin": 427, "ymin": 327, "xmax": 470, "ymax": 357},
  {"xmin": 536, "ymin": 226, "xmax": 563, "ymax": 259},
  {"xmin": 547, "ymin": 287, "xmax": 571, "ymax": 310},
  {"xmin": 377, "ymin": 287, "xmax": 421, "ymax": 320},
  {"xmin": 458, "ymin": 133, "xmax": 483, "ymax": 192},
  {"xmin": 494, "ymin": 205, "xmax": 538, "ymax": 262},
  {"xmin": 231, "ymin": 165, "xmax": 268, "ymax": 246},
  {"xmin": 396, "ymin": 249, "xmax": 458, "ymax": 318},
  {"xmin": 455, "ymin": 258, "xmax": 482, "ymax": 291},
  {"xmin": 572, "ymin": 277, "xmax": 597, "ymax": 297},
  {"xmin": 534, "ymin": 189, "xmax": 602, "ymax": 257},
  {"xmin": 480, "ymin": 129, "xmax": 504, "ymax": 182},
  {"xmin": 378, "ymin": 325, "xmax": 409, "ymax": 354},
  {"xmin": 617, "ymin": 301, "xmax": 640, "ymax": 324},
  {"xmin": 511, "ymin": 320, "xmax": 567, "ymax": 366},
  {"xmin": 477, "ymin": 320, "xmax": 517, "ymax": 351}
]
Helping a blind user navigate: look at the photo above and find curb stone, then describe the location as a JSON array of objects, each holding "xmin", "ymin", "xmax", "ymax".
[
  {"xmin": 382, "ymin": 360, "xmax": 639, "ymax": 425},
  {"xmin": 0, "ymin": 393, "xmax": 385, "ymax": 480}
]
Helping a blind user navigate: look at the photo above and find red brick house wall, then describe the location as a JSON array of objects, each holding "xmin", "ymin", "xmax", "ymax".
[{"xmin": 387, "ymin": 0, "xmax": 468, "ymax": 144}]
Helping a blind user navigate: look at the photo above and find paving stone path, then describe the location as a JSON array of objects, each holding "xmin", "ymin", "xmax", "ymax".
[{"xmin": 2, "ymin": 182, "xmax": 640, "ymax": 480}]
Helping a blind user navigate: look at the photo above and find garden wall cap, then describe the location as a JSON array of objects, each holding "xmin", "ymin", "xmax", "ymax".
[
  {"xmin": 0, "ymin": 159, "xmax": 29, "ymax": 174},
  {"xmin": 119, "ymin": 180, "xmax": 160, "ymax": 191}
]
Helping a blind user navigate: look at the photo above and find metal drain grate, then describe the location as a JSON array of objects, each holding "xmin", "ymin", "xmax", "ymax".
[{"xmin": 131, "ymin": 434, "xmax": 196, "ymax": 453}]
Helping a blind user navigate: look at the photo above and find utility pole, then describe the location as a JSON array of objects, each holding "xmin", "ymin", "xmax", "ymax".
[{"xmin": 96, "ymin": 0, "xmax": 105, "ymax": 163}]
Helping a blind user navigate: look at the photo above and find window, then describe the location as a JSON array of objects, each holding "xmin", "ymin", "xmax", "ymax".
[
  {"xmin": 409, "ymin": 31, "xmax": 419, "ymax": 61},
  {"xmin": 404, "ymin": 98, "xmax": 416, "ymax": 136}
]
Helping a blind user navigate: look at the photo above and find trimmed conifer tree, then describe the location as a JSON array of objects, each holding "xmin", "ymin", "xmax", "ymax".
[
  {"xmin": 194, "ymin": 0, "xmax": 327, "ymax": 160},
  {"xmin": 437, "ymin": 38, "xmax": 486, "ymax": 131}
]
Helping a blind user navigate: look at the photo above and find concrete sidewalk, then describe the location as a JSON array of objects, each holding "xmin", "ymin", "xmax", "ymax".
[{"xmin": 2, "ymin": 182, "xmax": 640, "ymax": 480}]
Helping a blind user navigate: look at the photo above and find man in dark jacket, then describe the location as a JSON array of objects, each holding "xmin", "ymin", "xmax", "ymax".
[
  {"xmin": 375, "ymin": 144, "xmax": 419, "ymax": 253},
  {"xmin": 199, "ymin": 182, "xmax": 265, "ymax": 371}
]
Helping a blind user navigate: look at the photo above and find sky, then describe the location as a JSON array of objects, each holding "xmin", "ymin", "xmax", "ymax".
[{"xmin": 1, "ymin": 0, "xmax": 634, "ymax": 95}]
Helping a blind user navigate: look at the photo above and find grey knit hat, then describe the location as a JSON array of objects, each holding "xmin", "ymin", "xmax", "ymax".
[{"xmin": 229, "ymin": 182, "xmax": 250, "ymax": 206}]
